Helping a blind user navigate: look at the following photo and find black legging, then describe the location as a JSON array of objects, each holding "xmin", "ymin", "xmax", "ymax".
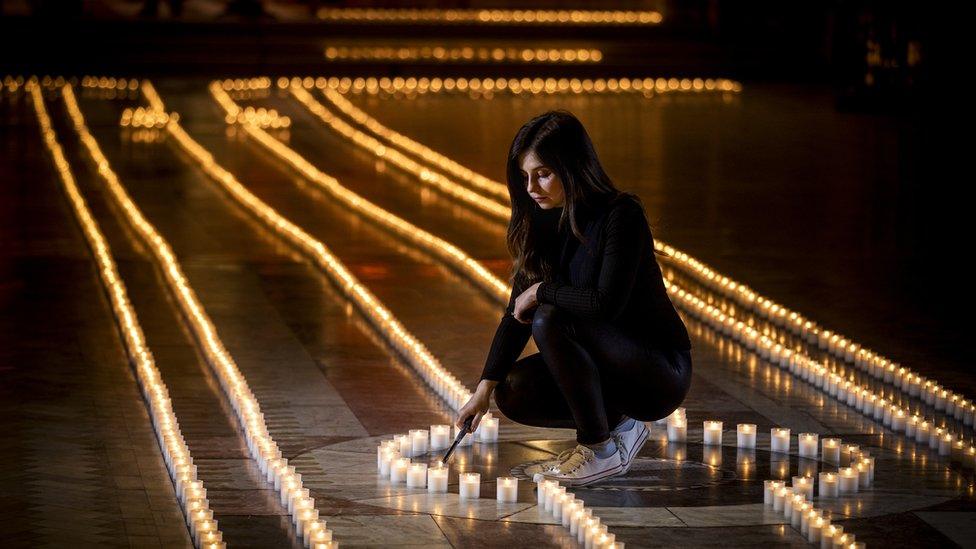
[{"xmin": 494, "ymin": 303, "xmax": 693, "ymax": 445}]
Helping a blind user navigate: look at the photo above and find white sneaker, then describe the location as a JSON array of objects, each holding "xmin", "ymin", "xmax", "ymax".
[
  {"xmin": 541, "ymin": 444, "xmax": 623, "ymax": 486},
  {"xmin": 612, "ymin": 418, "xmax": 648, "ymax": 474}
]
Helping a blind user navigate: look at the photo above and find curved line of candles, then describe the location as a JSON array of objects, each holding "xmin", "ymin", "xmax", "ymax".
[
  {"xmin": 62, "ymin": 81, "xmax": 338, "ymax": 549},
  {"xmin": 297, "ymin": 79, "xmax": 974, "ymax": 448},
  {"xmin": 315, "ymin": 8, "xmax": 663, "ymax": 26},
  {"xmin": 323, "ymin": 46, "xmax": 605, "ymax": 65},
  {"xmin": 28, "ymin": 82, "xmax": 225, "ymax": 549}
]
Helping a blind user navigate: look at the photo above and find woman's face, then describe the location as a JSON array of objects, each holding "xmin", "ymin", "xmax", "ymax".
[{"xmin": 519, "ymin": 150, "xmax": 565, "ymax": 209}]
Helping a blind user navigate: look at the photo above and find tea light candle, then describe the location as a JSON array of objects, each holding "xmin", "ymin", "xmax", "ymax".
[
  {"xmin": 535, "ymin": 475, "xmax": 551, "ymax": 506},
  {"xmin": 819, "ymin": 471, "xmax": 839, "ymax": 497},
  {"xmin": 427, "ymin": 462, "xmax": 448, "ymax": 493},
  {"xmin": 764, "ymin": 480, "xmax": 785, "ymax": 506},
  {"xmin": 939, "ymin": 433, "xmax": 953, "ymax": 456},
  {"xmin": 391, "ymin": 457, "xmax": 409, "ymax": 483},
  {"xmin": 771, "ymin": 428, "xmax": 790, "ymax": 453},
  {"xmin": 808, "ymin": 515, "xmax": 828, "ymax": 543},
  {"xmin": 395, "ymin": 433, "xmax": 412, "ymax": 458},
  {"xmin": 546, "ymin": 484, "xmax": 566, "ymax": 512},
  {"xmin": 407, "ymin": 462, "xmax": 427, "ymax": 488},
  {"xmin": 737, "ymin": 423, "xmax": 757, "ymax": 448},
  {"xmin": 856, "ymin": 461, "xmax": 871, "ymax": 488},
  {"xmin": 667, "ymin": 416, "xmax": 687, "ymax": 442},
  {"xmin": 843, "ymin": 444, "xmax": 860, "ymax": 466},
  {"xmin": 496, "ymin": 476, "xmax": 518, "ymax": 503},
  {"xmin": 916, "ymin": 421, "xmax": 931, "ymax": 444},
  {"xmin": 798, "ymin": 433, "xmax": 819, "ymax": 458},
  {"xmin": 585, "ymin": 522, "xmax": 608, "ymax": 549},
  {"xmin": 561, "ymin": 496, "xmax": 578, "ymax": 527},
  {"xmin": 773, "ymin": 486, "xmax": 790, "ymax": 512},
  {"xmin": 929, "ymin": 427, "xmax": 943, "ymax": 449},
  {"xmin": 838, "ymin": 467, "xmax": 859, "ymax": 494},
  {"xmin": 570, "ymin": 506, "xmax": 592, "ymax": 535},
  {"xmin": 410, "ymin": 429, "xmax": 429, "ymax": 455},
  {"xmin": 791, "ymin": 500, "xmax": 807, "ymax": 529},
  {"xmin": 579, "ymin": 516, "xmax": 600, "ymax": 544},
  {"xmin": 593, "ymin": 531, "xmax": 615, "ymax": 549},
  {"xmin": 430, "ymin": 424, "xmax": 451, "ymax": 450},
  {"xmin": 459, "ymin": 472, "xmax": 481, "ymax": 499},
  {"xmin": 833, "ymin": 532, "xmax": 855, "ymax": 549},
  {"xmin": 792, "ymin": 476, "xmax": 814, "ymax": 500},
  {"xmin": 891, "ymin": 408, "xmax": 906, "ymax": 432},
  {"xmin": 906, "ymin": 415, "xmax": 919, "ymax": 438},
  {"xmin": 822, "ymin": 438, "xmax": 841, "ymax": 464},
  {"xmin": 479, "ymin": 416, "xmax": 499, "ymax": 442},
  {"xmin": 821, "ymin": 525, "xmax": 842, "ymax": 549},
  {"xmin": 703, "ymin": 421, "xmax": 723, "ymax": 445},
  {"xmin": 784, "ymin": 493, "xmax": 804, "ymax": 519},
  {"xmin": 193, "ymin": 519, "xmax": 218, "ymax": 547}
]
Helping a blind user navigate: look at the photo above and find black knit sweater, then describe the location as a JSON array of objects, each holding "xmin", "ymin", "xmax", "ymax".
[{"xmin": 480, "ymin": 194, "xmax": 691, "ymax": 382}]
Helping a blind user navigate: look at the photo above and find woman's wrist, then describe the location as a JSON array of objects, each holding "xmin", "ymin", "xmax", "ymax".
[{"xmin": 476, "ymin": 379, "xmax": 498, "ymax": 396}]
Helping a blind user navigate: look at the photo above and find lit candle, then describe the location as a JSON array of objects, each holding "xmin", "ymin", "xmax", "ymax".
[
  {"xmin": 561, "ymin": 496, "xmax": 579, "ymax": 527},
  {"xmin": 929, "ymin": 427, "xmax": 943, "ymax": 449},
  {"xmin": 496, "ymin": 476, "xmax": 518, "ymax": 503},
  {"xmin": 737, "ymin": 423, "xmax": 757, "ymax": 448},
  {"xmin": 379, "ymin": 447, "xmax": 397, "ymax": 477},
  {"xmin": 856, "ymin": 461, "xmax": 870, "ymax": 488},
  {"xmin": 478, "ymin": 416, "xmax": 499, "ymax": 443},
  {"xmin": 791, "ymin": 500, "xmax": 808, "ymax": 529},
  {"xmin": 891, "ymin": 408, "xmax": 906, "ymax": 432},
  {"xmin": 802, "ymin": 507, "xmax": 820, "ymax": 537},
  {"xmin": 822, "ymin": 438, "xmax": 841, "ymax": 464},
  {"xmin": 763, "ymin": 480, "xmax": 785, "ymax": 506},
  {"xmin": 459, "ymin": 472, "xmax": 481, "ymax": 499},
  {"xmin": 390, "ymin": 457, "xmax": 409, "ymax": 483},
  {"xmin": 771, "ymin": 428, "xmax": 790, "ymax": 453},
  {"xmin": 821, "ymin": 525, "xmax": 842, "ymax": 549},
  {"xmin": 579, "ymin": 515, "xmax": 600, "ymax": 544},
  {"xmin": 552, "ymin": 490, "xmax": 568, "ymax": 517},
  {"xmin": 838, "ymin": 467, "xmax": 859, "ymax": 494},
  {"xmin": 430, "ymin": 424, "xmax": 451, "ymax": 450},
  {"xmin": 773, "ymin": 486, "xmax": 791, "ymax": 512},
  {"xmin": 784, "ymin": 493, "xmax": 804, "ymax": 520},
  {"xmin": 593, "ymin": 531, "xmax": 615, "ymax": 549},
  {"xmin": 916, "ymin": 421, "xmax": 931, "ymax": 445},
  {"xmin": 534, "ymin": 474, "xmax": 550, "ymax": 506},
  {"xmin": 667, "ymin": 416, "xmax": 687, "ymax": 442},
  {"xmin": 939, "ymin": 433, "xmax": 953, "ymax": 457},
  {"xmin": 798, "ymin": 433, "xmax": 819, "ymax": 458},
  {"xmin": 571, "ymin": 506, "xmax": 592, "ymax": 536},
  {"xmin": 427, "ymin": 462, "xmax": 448, "ymax": 493},
  {"xmin": 703, "ymin": 420, "xmax": 723, "ymax": 445},
  {"xmin": 395, "ymin": 433, "xmax": 412, "ymax": 457},
  {"xmin": 546, "ymin": 484, "xmax": 566, "ymax": 512},
  {"xmin": 792, "ymin": 476, "xmax": 814, "ymax": 500},
  {"xmin": 808, "ymin": 515, "xmax": 828, "ymax": 543},
  {"xmin": 585, "ymin": 522, "xmax": 608, "ymax": 549},
  {"xmin": 906, "ymin": 415, "xmax": 919, "ymax": 438},
  {"xmin": 410, "ymin": 429, "xmax": 429, "ymax": 455},
  {"xmin": 407, "ymin": 462, "xmax": 428, "ymax": 488},
  {"xmin": 833, "ymin": 532, "xmax": 855, "ymax": 549},
  {"xmin": 818, "ymin": 472, "xmax": 839, "ymax": 497},
  {"xmin": 843, "ymin": 444, "xmax": 860, "ymax": 466}
]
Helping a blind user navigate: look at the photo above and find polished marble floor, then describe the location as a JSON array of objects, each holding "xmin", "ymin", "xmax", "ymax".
[{"xmin": 1, "ymin": 81, "xmax": 972, "ymax": 548}]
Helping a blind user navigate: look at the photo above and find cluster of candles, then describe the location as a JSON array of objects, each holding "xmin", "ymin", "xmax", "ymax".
[
  {"xmin": 59, "ymin": 82, "xmax": 341, "ymax": 548},
  {"xmin": 208, "ymin": 86, "xmax": 290, "ymax": 128},
  {"xmin": 324, "ymin": 46, "xmax": 604, "ymax": 64},
  {"xmin": 29, "ymin": 81, "xmax": 227, "ymax": 549},
  {"xmin": 120, "ymin": 106, "xmax": 177, "ymax": 128},
  {"xmin": 664, "ymin": 280, "xmax": 976, "ymax": 469},
  {"xmin": 763, "ymin": 481, "xmax": 865, "ymax": 548},
  {"xmin": 315, "ymin": 8, "xmax": 662, "ymax": 26},
  {"xmin": 202, "ymin": 81, "xmax": 486, "ymax": 415},
  {"xmin": 282, "ymin": 75, "xmax": 742, "ymax": 98},
  {"xmin": 535, "ymin": 476, "xmax": 624, "ymax": 548}
]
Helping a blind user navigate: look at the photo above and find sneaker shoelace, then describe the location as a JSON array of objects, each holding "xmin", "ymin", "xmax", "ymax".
[{"xmin": 557, "ymin": 446, "xmax": 594, "ymax": 475}]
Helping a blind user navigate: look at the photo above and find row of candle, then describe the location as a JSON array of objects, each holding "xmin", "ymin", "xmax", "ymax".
[
  {"xmin": 324, "ymin": 46, "xmax": 604, "ymax": 64},
  {"xmin": 287, "ymin": 74, "xmax": 742, "ymax": 98},
  {"xmin": 663, "ymin": 266, "xmax": 974, "ymax": 435},
  {"xmin": 374, "ymin": 445, "xmax": 517, "ymax": 501},
  {"xmin": 664, "ymin": 280, "xmax": 976, "ymax": 468},
  {"xmin": 535, "ymin": 476, "xmax": 624, "ymax": 548},
  {"xmin": 28, "ymin": 81, "xmax": 226, "ymax": 549},
  {"xmin": 200, "ymin": 81, "xmax": 481, "ymax": 414},
  {"xmin": 64, "ymin": 81, "xmax": 338, "ymax": 548},
  {"xmin": 654, "ymin": 243, "xmax": 974, "ymax": 433},
  {"xmin": 315, "ymin": 7, "xmax": 663, "ymax": 26},
  {"xmin": 763, "ymin": 481, "xmax": 865, "ymax": 548}
]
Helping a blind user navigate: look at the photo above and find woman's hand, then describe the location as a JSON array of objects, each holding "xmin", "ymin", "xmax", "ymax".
[
  {"xmin": 512, "ymin": 281, "xmax": 542, "ymax": 324},
  {"xmin": 456, "ymin": 379, "xmax": 497, "ymax": 432}
]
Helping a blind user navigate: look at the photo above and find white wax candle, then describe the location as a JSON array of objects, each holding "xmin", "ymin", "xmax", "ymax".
[
  {"xmin": 843, "ymin": 444, "xmax": 860, "ymax": 466},
  {"xmin": 916, "ymin": 421, "xmax": 931, "ymax": 444},
  {"xmin": 570, "ymin": 507, "xmax": 592, "ymax": 535},
  {"xmin": 703, "ymin": 421, "xmax": 723, "ymax": 445},
  {"xmin": 579, "ymin": 516, "xmax": 600, "ymax": 544},
  {"xmin": 763, "ymin": 480, "xmax": 784, "ymax": 506},
  {"xmin": 818, "ymin": 472, "xmax": 839, "ymax": 497},
  {"xmin": 479, "ymin": 416, "xmax": 499, "ymax": 442},
  {"xmin": 407, "ymin": 462, "xmax": 428, "ymax": 488},
  {"xmin": 192, "ymin": 519, "xmax": 218, "ymax": 547},
  {"xmin": 939, "ymin": 433, "xmax": 953, "ymax": 456},
  {"xmin": 667, "ymin": 417, "xmax": 687, "ymax": 442},
  {"xmin": 833, "ymin": 532, "xmax": 855, "ymax": 549},
  {"xmin": 771, "ymin": 428, "xmax": 790, "ymax": 453},
  {"xmin": 561, "ymin": 496, "xmax": 578, "ymax": 527},
  {"xmin": 784, "ymin": 493, "xmax": 802, "ymax": 519},
  {"xmin": 546, "ymin": 485, "xmax": 566, "ymax": 512},
  {"xmin": 808, "ymin": 516, "xmax": 828, "ymax": 543},
  {"xmin": 791, "ymin": 500, "xmax": 806, "ymax": 529},
  {"xmin": 395, "ymin": 433, "xmax": 412, "ymax": 458},
  {"xmin": 737, "ymin": 423, "xmax": 757, "ymax": 448},
  {"xmin": 430, "ymin": 424, "xmax": 451, "ymax": 450},
  {"xmin": 773, "ymin": 487, "xmax": 790, "ymax": 512},
  {"xmin": 891, "ymin": 408, "xmax": 906, "ymax": 432},
  {"xmin": 929, "ymin": 427, "xmax": 943, "ymax": 449},
  {"xmin": 585, "ymin": 522, "xmax": 608, "ymax": 549},
  {"xmin": 821, "ymin": 525, "xmax": 842, "ymax": 549},
  {"xmin": 838, "ymin": 467, "xmax": 859, "ymax": 494},
  {"xmin": 496, "ymin": 476, "xmax": 518, "ymax": 503},
  {"xmin": 410, "ymin": 429, "xmax": 429, "ymax": 455},
  {"xmin": 594, "ymin": 531, "xmax": 615, "ymax": 549},
  {"xmin": 379, "ymin": 448, "xmax": 397, "ymax": 477},
  {"xmin": 390, "ymin": 457, "xmax": 409, "ymax": 483},
  {"xmin": 798, "ymin": 433, "xmax": 818, "ymax": 458},
  {"xmin": 459, "ymin": 472, "xmax": 481, "ymax": 499},
  {"xmin": 822, "ymin": 438, "xmax": 841, "ymax": 464},
  {"xmin": 856, "ymin": 461, "xmax": 871, "ymax": 488},
  {"xmin": 427, "ymin": 463, "xmax": 449, "ymax": 493},
  {"xmin": 906, "ymin": 416, "xmax": 919, "ymax": 438},
  {"xmin": 535, "ymin": 475, "xmax": 549, "ymax": 506},
  {"xmin": 792, "ymin": 476, "xmax": 814, "ymax": 500}
]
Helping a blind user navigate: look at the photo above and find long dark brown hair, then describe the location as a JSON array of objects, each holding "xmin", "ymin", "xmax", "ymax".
[{"xmin": 506, "ymin": 110, "xmax": 644, "ymax": 285}]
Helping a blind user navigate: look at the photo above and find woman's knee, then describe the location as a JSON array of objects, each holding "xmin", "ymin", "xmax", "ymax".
[{"xmin": 531, "ymin": 303, "xmax": 569, "ymax": 346}]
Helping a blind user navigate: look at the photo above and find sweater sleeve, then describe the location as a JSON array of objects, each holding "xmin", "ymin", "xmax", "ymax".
[
  {"xmin": 479, "ymin": 270, "xmax": 533, "ymax": 382},
  {"xmin": 536, "ymin": 200, "xmax": 646, "ymax": 321}
]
